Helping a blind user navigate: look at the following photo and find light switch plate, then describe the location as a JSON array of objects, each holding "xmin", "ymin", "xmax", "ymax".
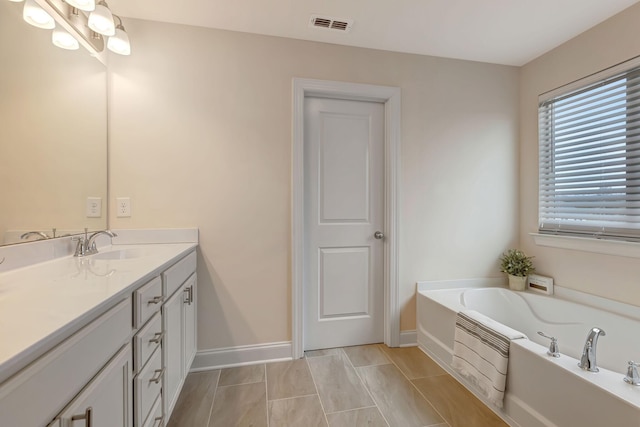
[{"xmin": 86, "ymin": 197, "xmax": 102, "ymax": 218}]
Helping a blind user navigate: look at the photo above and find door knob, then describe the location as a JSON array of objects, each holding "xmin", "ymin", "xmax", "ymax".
[{"xmin": 374, "ymin": 231, "xmax": 384, "ymax": 240}]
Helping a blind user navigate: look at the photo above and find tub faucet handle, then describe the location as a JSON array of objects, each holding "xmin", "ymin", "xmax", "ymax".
[
  {"xmin": 624, "ymin": 361, "xmax": 640, "ymax": 386},
  {"xmin": 537, "ymin": 331, "xmax": 560, "ymax": 358}
]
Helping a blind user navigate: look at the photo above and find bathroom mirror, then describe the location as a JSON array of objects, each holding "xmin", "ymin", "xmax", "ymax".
[{"xmin": 0, "ymin": 2, "xmax": 107, "ymax": 245}]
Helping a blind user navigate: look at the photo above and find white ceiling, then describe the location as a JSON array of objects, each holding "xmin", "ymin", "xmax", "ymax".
[{"xmin": 107, "ymin": 0, "xmax": 640, "ymax": 66}]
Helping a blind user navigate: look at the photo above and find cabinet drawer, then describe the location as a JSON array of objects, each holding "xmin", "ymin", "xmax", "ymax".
[
  {"xmin": 162, "ymin": 250, "xmax": 196, "ymax": 297},
  {"xmin": 0, "ymin": 298, "xmax": 132, "ymax": 427},
  {"xmin": 142, "ymin": 394, "xmax": 163, "ymax": 427},
  {"xmin": 134, "ymin": 312, "xmax": 163, "ymax": 374},
  {"xmin": 135, "ymin": 346, "xmax": 163, "ymax": 427},
  {"xmin": 135, "ymin": 276, "xmax": 163, "ymax": 328}
]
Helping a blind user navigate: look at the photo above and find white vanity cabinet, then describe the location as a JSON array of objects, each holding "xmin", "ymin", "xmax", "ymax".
[
  {"xmin": 135, "ymin": 249, "xmax": 197, "ymax": 426},
  {"xmin": 0, "ymin": 297, "xmax": 132, "ymax": 427},
  {"xmin": 0, "ymin": 244, "xmax": 198, "ymax": 427},
  {"xmin": 162, "ymin": 250, "xmax": 197, "ymax": 419},
  {"xmin": 133, "ymin": 276, "xmax": 164, "ymax": 427}
]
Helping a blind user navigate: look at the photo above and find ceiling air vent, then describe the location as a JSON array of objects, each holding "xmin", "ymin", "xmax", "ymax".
[{"xmin": 309, "ymin": 15, "xmax": 354, "ymax": 33}]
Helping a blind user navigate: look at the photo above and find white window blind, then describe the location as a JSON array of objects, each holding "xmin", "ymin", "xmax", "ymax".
[{"xmin": 538, "ymin": 60, "xmax": 640, "ymax": 241}]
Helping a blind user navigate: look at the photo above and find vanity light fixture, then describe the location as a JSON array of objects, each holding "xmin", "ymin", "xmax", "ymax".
[
  {"xmin": 107, "ymin": 15, "xmax": 130, "ymax": 55},
  {"xmin": 23, "ymin": 0, "xmax": 55, "ymax": 29},
  {"xmin": 8, "ymin": 0, "xmax": 131, "ymax": 61},
  {"xmin": 88, "ymin": 0, "xmax": 114, "ymax": 36},
  {"xmin": 63, "ymin": 0, "xmax": 94, "ymax": 12},
  {"xmin": 52, "ymin": 25, "xmax": 79, "ymax": 49}
]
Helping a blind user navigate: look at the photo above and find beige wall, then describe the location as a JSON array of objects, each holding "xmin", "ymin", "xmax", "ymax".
[
  {"xmin": 108, "ymin": 20, "xmax": 519, "ymax": 350},
  {"xmin": 520, "ymin": 4, "xmax": 640, "ymax": 306}
]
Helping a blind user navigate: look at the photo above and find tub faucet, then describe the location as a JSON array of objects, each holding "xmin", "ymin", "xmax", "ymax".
[{"xmin": 578, "ymin": 327, "xmax": 606, "ymax": 372}]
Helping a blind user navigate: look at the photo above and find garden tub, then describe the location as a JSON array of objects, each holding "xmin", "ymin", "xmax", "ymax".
[{"xmin": 416, "ymin": 279, "xmax": 640, "ymax": 427}]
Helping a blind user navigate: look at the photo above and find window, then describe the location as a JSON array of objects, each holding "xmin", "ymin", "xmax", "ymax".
[{"xmin": 538, "ymin": 59, "xmax": 640, "ymax": 241}]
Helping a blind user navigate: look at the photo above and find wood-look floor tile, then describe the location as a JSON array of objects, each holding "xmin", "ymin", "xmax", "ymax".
[
  {"xmin": 167, "ymin": 370, "xmax": 220, "ymax": 427},
  {"xmin": 326, "ymin": 407, "xmax": 388, "ymax": 427},
  {"xmin": 219, "ymin": 364, "xmax": 265, "ymax": 386},
  {"xmin": 208, "ymin": 382, "xmax": 267, "ymax": 427},
  {"xmin": 413, "ymin": 375, "xmax": 508, "ymax": 427},
  {"xmin": 266, "ymin": 359, "xmax": 316, "ymax": 400},
  {"xmin": 305, "ymin": 348, "xmax": 342, "ymax": 358},
  {"xmin": 380, "ymin": 346, "xmax": 445, "ymax": 379},
  {"xmin": 268, "ymin": 395, "xmax": 328, "ymax": 427},
  {"xmin": 342, "ymin": 344, "xmax": 391, "ymax": 367},
  {"xmin": 357, "ymin": 364, "xmax": 444, "ymax": 427},
  {"xmin": 307, "ymin": 353, "xmax": 374, "ymax": 413}
]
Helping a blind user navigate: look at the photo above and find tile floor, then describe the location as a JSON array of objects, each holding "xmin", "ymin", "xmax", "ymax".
[{"xmin": 167, "ymin": 344, "xmax": 508, "ymax": 427}]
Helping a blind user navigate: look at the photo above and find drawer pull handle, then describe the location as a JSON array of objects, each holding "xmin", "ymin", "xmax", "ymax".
[
  {"xmin": 183, "ymin": 285, "xmax": 193, "ymax": 305},
  {"xmin": 149, "ymin": 368, "xmax": 165, "ymax": 384},
  {"xmin": 148, "ymin": 295, "xmax": 164, "ymax": 305},
  {"xmin": 153, "ymin": 416, "xmax": 165, "ymax": 427},
  {"xmin": 71, "ymin": 407, "xmax": 92, "ymax": 427},
  {"xmin": 149, "ymin": 331, "xmax": 164, "ymax": 344}
]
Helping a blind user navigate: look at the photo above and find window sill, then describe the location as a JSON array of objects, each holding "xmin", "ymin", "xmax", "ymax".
[{"xmin": 530, "ymin": 233, "xmax": 640, "ymax": 259}]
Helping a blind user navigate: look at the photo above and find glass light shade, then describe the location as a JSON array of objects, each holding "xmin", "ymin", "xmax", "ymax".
[
  {"xmin": 107, "ymin": 27, "xmax": 130, "ymax": 55},
  {"xmin": 9, "ymin": 0, "xmax": 25, "ymax": 3},
  {"xmin": 64, "ymin": 0, "xmax": 95, "ymax": 12},
  {"xmin": 88, "ymin": 2, "xmax": 115, "ymax": 36},
  {"xmin": 52, "ymin": 27, "xmax": 79, "ymax": 50},
  {"xmin": 23, "ymin": 0, "xmax": 55, "ymax": 29}
]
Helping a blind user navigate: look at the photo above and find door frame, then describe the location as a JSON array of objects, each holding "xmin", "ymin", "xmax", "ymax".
[{"xmin": 291, "ymin": 78, "xmax": 401, "ymax": 359}]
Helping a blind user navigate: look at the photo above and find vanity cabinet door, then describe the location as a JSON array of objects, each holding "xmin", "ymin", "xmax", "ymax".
[
  {"xmin": 183, "ymin": 274, "xmax": 197, "ymax": 375},
  {"xmin": 54, "ymin": 343, "xmax": 132, "ymax": 427},
  {"xmin": 162, "ymin": 285, "xmax": 184, "ymax": 418}
]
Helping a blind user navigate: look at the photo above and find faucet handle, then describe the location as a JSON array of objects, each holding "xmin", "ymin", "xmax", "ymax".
[
  {"xmin": 537, "ymin": 331, "xmax": 560, "ymax": 358},
  {"xmin": 624, "ymin": 361, "xmax": 640, "ymax": 386},
  {"xmin": 71, "ymin": 235, "xmax": 87, "ymax": 256}
]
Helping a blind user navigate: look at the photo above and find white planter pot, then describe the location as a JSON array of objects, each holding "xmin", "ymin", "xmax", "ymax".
[{"xmin": 508, "ymin": 274, "xmax": 527, "ymax": 291}]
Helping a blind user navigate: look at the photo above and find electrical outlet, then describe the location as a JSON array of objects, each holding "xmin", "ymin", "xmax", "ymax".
[
  {"xmin": 116, "ymin": 197, "xmax": 131, "ymax": 217},
  {"xmin": 86, "ymin": 197, "xmax": 102, "ymax": 218}
]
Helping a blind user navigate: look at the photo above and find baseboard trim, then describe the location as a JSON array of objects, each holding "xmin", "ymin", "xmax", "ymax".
[
  {"xmin": 400, "ymin": 329, "xmax": 417, "ymax": 347},
  {"xmin": 190, "ymin": 341, "xmax": 292, "ymax": 371}
]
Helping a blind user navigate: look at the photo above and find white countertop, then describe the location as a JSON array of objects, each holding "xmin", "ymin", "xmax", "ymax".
[{"xmin": 0, "ymin": 242, "xmax": 197, "ymax": 384}]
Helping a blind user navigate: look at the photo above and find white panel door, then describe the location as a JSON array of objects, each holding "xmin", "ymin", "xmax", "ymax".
[{"xmin": 304, "ymin": 96, "xmax": 385, "ymax": 351}]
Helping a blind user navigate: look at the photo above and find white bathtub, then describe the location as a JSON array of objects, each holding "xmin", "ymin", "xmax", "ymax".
[{"xmin": 417, "ymin": 279, "xmax": 640, "ymax": 427}]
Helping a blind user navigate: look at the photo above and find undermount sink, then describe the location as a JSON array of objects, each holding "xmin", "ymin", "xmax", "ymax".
[{"xmin": 91, "ymin": 248, "xmax": 146, "ymax": 260}]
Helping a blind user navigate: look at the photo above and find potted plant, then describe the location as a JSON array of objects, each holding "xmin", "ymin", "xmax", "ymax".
[{"xmin": 499, "ymin": 249, "xmax": 535, "ymax": 291}]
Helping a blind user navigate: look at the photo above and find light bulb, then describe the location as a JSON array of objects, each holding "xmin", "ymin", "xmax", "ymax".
[
  {"xmin": 88, "ymin": 1, "xmax": 115, "ymax": 36},
  {"xmin": 52, "ymin": 27, "xmax": 79, "ymax": 50},
  {"xmin": 23, "ymin": 0, "xmax": 55, "ymax": 29},
  {"xmin": 64, "ymin": 0, "xmax": 95, "ymax": 12},
  {"xmin": 107, "ymin": 26, "xmax": 130, "ymax": 55}
]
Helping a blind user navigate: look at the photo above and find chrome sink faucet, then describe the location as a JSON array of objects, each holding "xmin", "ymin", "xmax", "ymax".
[
  {"xmin": 20, "ymin": 231, "xmax": 49, "ymax": 240},
  {"xmin": 579, "ymin": 327, "xmax": 606, "ymax": 372},
  {"xmin": 73, "ymin": 229, "xmax": 117, "ymax": 257}
]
